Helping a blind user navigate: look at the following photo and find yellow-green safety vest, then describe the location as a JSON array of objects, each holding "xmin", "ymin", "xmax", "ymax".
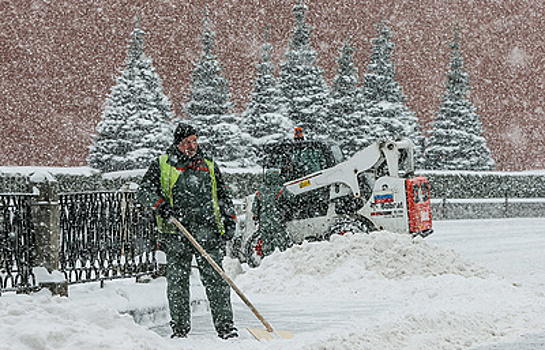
[{"xmin": 156, "ymin": 154, "xmax": 225, "ymax": 236}]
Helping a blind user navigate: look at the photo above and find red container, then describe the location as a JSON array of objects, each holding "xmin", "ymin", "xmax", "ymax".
[{"xmin": 406, "ymin": 177, "xmax": 433, "ymax": 236}]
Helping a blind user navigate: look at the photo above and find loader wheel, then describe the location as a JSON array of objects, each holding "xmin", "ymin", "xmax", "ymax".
[
  {"xmin": 244, "ymin": 231, "xmax": 264, "ymax": 268},
  {"xmin": 327, "ymin": 218, "xmax": 371, "ymax": 238}
]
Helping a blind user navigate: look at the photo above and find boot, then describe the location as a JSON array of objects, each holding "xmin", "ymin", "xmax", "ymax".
[
  {"xmin": 170, "ymin": 329, "xmax": 188, "ymax": 338},
  {"xmin": 217, "ymin": 325, "xmax": 238, "ymax": 340}
]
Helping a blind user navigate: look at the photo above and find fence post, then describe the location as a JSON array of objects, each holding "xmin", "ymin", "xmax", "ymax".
[{"xmin": 29, "ymin": 172, "xmax": 67, "ymax": 296}]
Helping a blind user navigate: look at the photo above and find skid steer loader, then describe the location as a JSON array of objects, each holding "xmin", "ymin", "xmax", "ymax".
[{"xmin": 232, "ymin": 130, "xmax": 433, "ymax": 267}]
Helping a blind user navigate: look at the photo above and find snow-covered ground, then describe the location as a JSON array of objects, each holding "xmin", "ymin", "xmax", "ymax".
[{"xmin": 1, "ymin": 218, "xmax": 544, "ymax": 350}]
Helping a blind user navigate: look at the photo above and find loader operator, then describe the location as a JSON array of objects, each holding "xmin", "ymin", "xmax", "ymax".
[
  {"xmin": 252, "ymin": 168, "xmax": 293, "ymax": 257},
  {"xmin": 137, "ymin": 122, "xmax": 238, "ymax": 340}
]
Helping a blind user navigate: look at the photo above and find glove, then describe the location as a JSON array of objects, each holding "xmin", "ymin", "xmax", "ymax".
[
  {"xmin": 222, "ymin": 219, "xmax": 236, "ymax": 241},
  {"xmin": 156, "ymin": 201, "xmax": 175, "ymax": 220}
]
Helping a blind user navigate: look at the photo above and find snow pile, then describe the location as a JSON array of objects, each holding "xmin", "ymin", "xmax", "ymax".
[
  {"xmin": 0, "ymin": 219, "xmax": 544, "ymax": 350},
  {"xmin": 299, "ymin": 313, "xmax": 506, "ymax": 350},
  {"xmin": 235, "ymin": 231, "xmax": 490, "ymax": 296},
  {"xmin": 69, "ymin": 278, "xmax": 168, "ymax": 314},
  {"xmin": 0, "ymin": 290, "xmax": 167, "ymax": 350},
  {"xmin": 33, "ymin": 266, "xmax": 66, "ymax": 283}
]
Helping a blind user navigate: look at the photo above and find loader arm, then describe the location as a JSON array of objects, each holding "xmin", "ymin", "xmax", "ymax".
[
  {"xmin": 284, "ymin": 143, "xmax": 381, "ymax": 198},
  {"xmin": 382, "ymin": 138, "xmax": 415, "ymax": 178},
  {"xmin": 283, "ymin": 139, "xmax": 415, "ymax": 198}
]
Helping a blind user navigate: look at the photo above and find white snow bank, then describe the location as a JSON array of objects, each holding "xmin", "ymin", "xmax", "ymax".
[
  {"xmin": 299, "ymin": 313, "xmax": 507, "ymax": 350},
  {"xmin": 235, "ymin": 231, "xmax": 490, "ymax": 296},
  {"xmin": 291, "ymin": 271, "xmax": 545, "ymax": 350},
  {"xmin": 33, "ymin": 267, "xmax": 65, "ymax": 283},
  {"xmin": 0, "ymin": 166, "xmax": 98, "ymax": 176},
  {"xmin": 102, "ymin": 168, "xmax": 146, "ymax": 179},
  {"xmin": 229, "ymin": 229, "xmax": 545, "ymax": 349},
  {"xmin": 0, "ymin": 289, "xmax": 167, "ymax": 350},
  {"xmin": 69, "ymin": 278, "xmax": 168, "ymax": 314},
  {"xmin": 1, "ymin": 219, "xmax": 544, "ymax": 350}
]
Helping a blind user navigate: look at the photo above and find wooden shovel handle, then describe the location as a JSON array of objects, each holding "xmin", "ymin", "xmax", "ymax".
[{"xmin": 170, "ymin": 217, "xmax": 274, "ymax": 333}]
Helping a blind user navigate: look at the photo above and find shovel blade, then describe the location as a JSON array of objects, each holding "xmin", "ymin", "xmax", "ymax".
[{"xmin": 247, "ymin": 328, "xmax": 294, "ymax": 341}]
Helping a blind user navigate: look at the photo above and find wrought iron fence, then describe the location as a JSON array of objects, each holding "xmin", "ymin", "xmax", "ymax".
[
  {"xmin": 0, "ymin": 193, "xmax": 37, "ymax": 294},
  {"xmin": 59, "ymin": 191, "xmax": 159, "ymax": 285}
]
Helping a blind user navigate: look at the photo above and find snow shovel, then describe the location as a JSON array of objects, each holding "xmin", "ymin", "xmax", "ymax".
[{"xmin": 170, "ymin": 216, "xmax": 294, "ymax": 341}]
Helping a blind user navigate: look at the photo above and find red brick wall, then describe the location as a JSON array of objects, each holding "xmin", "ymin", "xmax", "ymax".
[{"xmin": 1, "ymin": 0, "xmax": 543, "ymax": 170}]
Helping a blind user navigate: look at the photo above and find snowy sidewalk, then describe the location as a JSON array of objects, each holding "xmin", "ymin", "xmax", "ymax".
[{"xmin": 1, "ymin": 218, "xmax": 545, "ymax": 350}]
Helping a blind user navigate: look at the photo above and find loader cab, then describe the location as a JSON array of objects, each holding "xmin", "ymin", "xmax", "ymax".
[
  {"xmin": 261, "ymin": 137, "xmax": 341, "ymax": 220},
  {"xmin": 262, "ymin": 140, "xmax": 340, "ymax": 182}
]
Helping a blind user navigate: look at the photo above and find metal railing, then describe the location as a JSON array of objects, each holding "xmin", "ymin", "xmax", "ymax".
[
  {"xmin": 1, "ymin": 188, "xmax": 160, "ymax": 294},
  {"xmin": 0, "ymin": 193, "xmax": 37, "ymax": 293},
  {"xmin": 59, "ymin": 191, "xmax": 159, "ymax": 285}
]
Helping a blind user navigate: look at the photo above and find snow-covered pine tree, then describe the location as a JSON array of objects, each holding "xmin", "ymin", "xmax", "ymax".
[
  {"xmin": 329, "ymin": 37, "xmax": 369, "ymax": 158},
  {"xmin": 278, "ymin": 0, "xmax": 331, "ymax": 140},
  {"xmin": 361, "ymin": 21, "xmax": 425, "ymax": 165},
  {"xmin": 184, "ymin": 15, "xmax": 243, "ymax": 166},
  {"xmin": 424, "ymin": 30, "xmax": 495, "ymax": 171},
  {"xmin": 240, "ymin": 35, "xmax": 292, "ymax": 166},
  {"xmin": 88, "ymin": 22, "xmax": 174, "ymax": 172}
]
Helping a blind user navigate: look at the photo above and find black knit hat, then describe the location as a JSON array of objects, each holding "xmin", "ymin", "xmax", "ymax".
[{"xmin": 174, "ymin": 123, "xmax": 197, "ymax": 144}]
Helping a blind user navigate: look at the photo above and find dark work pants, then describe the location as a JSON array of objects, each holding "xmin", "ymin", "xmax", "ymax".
[
  {"xmin": 260, "ymin": 222, "xmax": 289, "ymax": 257},
  {"xmin": 164, "ymin": 231, "xmax": 234, "ymax": 334}
]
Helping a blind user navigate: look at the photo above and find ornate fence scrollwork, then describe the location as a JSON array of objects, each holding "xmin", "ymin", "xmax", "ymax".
[
  {"xmin": 59, "ymin": 191, "xmax": 159, "ymax": 285},
  {"xmin": 0, "ymin": 193, "xmax": 37, "ymax": 294}
]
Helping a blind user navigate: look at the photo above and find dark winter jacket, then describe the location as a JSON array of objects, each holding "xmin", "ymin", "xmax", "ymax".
[
  {"xmin": 252, "ymin": 169, "xmax": 292, "ymax": 256},
  {"xmin": 138, "ymin": 144, "xmax": 237, "ymax": 242}
]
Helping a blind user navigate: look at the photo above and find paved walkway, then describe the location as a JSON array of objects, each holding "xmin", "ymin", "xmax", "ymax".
[{"xmin": 140, "ymin": 294, "xmax": 545, "ymax": 349}]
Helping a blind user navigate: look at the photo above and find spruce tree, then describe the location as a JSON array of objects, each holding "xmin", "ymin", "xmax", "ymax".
[
  {"xmin": 361, "ymin": 22, "xmax": 425, "ymax": 164},
  {"xmin": 88, "ymin": 22, "xmax": 174, "ymax": 172},
  {"xmin": 329, "ymin": 38, "xmax": 369, "ymax": 158},
  {"xmin": 424, "ymin": 30, "xmax": 495, "ymax": 171},
  {"xmin": 240, "ymin": 35, "xmax": 293, "ymax": 166},
  {"xmin": 184, "ymin": 16, "xmax": 242, "ymax": 166},
  {"xmin": 278, "ymin": 0, "xmax": 331, "ymax": 140}
]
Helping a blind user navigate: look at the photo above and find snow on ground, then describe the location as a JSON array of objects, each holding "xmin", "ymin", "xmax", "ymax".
[{"xmin": 1, "ymin": 218, "xmax": 544, "ymax": 350}]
